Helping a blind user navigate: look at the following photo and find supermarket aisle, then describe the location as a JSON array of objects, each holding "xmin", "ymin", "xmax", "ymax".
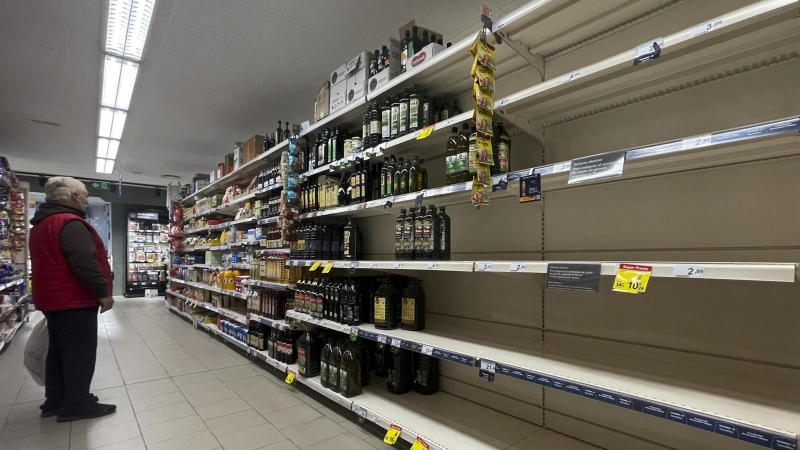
[{"xmin": 0, "ymin": 297, "xmax": 396, "ymax": 450}]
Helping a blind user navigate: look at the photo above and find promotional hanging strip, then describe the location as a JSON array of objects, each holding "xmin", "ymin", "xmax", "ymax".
[{"xmin": 469, "ymin": 11, "xmax": 496, "ymax": 208}]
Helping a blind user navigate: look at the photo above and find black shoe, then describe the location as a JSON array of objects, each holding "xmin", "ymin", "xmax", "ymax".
[
  {"xmin": 56, "ymin": 403, "xmax": 116, "ymax": 422},
  {"xmin": 41, "ymin": 394, "xmax": 99, "ymax": 418}
]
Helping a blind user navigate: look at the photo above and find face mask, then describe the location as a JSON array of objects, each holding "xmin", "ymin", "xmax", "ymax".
[{"xmin": 81, "ymin": 203, "xmax": 92, "ymax": 217}]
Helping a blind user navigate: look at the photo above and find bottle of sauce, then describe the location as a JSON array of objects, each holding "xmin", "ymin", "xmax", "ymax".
[
  {"xmin": 401, "ymin": 278, "xmax": 425, "ymax": 331},
  {"xmin": 374, "ymin": 277, "xmax": 400, "ymax": 330}
]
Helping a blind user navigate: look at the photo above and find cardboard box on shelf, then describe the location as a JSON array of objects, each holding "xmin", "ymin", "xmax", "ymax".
[
  {"xmin": 216, "ymin": 163, "xmax": 224, "ymax": 179},
  {"xmin": 330, "ymin": 63, "xmax": 346, "ymax": 86},
  {"xmin": 330, "ymin": 79, "xmax": 347, "ymax": 114},
  {"xmin": 368, "ymin": 37, "xmax": 402, "ymax": 95},
  {"xmin": 406, "ymin": 42, "xmax": 445, "ymax": 73},
  {"xmin": 233, "ymin": 144, "xmax": 244, "ymax": 170},
  {"xmin": 315, "ymin": 82, "xmax": 330, "ymax": 122},
  {"xmin": 243, "ymin": 135, "xmax": 265, "ymax": 162},
  {"xmin": 345, "ymin": 50, "xmax": 373, "ymax": 104}
]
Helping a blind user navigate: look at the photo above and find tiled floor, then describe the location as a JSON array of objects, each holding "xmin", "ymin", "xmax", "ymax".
[{"xmin": 0, "ymin": 297, "xmax": 399, "ymax": 450}]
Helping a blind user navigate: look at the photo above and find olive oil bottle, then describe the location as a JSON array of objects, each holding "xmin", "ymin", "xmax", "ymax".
[
  {"xmin": 403, "ymin": 208, "xmax": 415, "ymax": 261},
  {"xmin": 320, "ymin": 338, "xmax": 335, "ymax": 389},
  {"xmin": 387, "ymin": 347, "xmax": 412, "ymax": 394},
  {"xmin": 422, "ymin": 205, "xmax": 439, "ymax": 260},
  {"xmin": 439, "ymin": 206, "xmax": 451, "ymax": 261},
  {"xmin": 297, "ymin": 331, "xmax": 320, "ymax": 377},
  {"xmin": 445, "ymin": 127, "xmax": 459, "ymax": 185},
  {"xmin": 390, "ymin": 95, "xmax": 401, "ymax": 139},
  {"xmin": 408, "ymin": 85, "xmax": 421, "ymax": 132},
  {"xmin": 382, "ymin": 97, "xmax": 392, "ymax": 142},
  {"xmin": 455, "ymin": 123, "xmax": 470, "ymax": 182},
  {"xmin": 339, "ymin": 344, "xmax": 362, "ymax": 397},
  {"xmin": 369, "ymin": 101, "xmax": 382, "ymax": 147},
  {"xmin": 401, "ymin": 279, "xmax": 425, "ymax": 331},
  {"xmin": 374, "ymin": 342, "xmax": 389, "ymax": 378},
  {"xmin": 497, "ymin": 122, "xmax": 511, "ymax": 172},
  {"xmin": 413, "ymin": 353, "xmax": 439, "ymax": 395},
  {"xmin": 413, "ymin": 206, "xmax": 426, "ymax": 260},
  {"xmin": 374, "ymin": 277, "xmax": 400, "ymax": 329},
  {"xmin": 330, "ymin": 340, "xmax": 344, "ymax": 392},
  {"xmin": 398, "ymin": 89, "xmax": 410, "ymax": 136},
  {"xmin": 395, "ymin": 209, "xmax": 406, "ymax": 260}
]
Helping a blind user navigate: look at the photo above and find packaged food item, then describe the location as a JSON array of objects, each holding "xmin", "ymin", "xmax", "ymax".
[
  {"xmin": 476, "ymin": 40, "xmax": 496, "ymax": 70},
  {"xmin": 474, "ymin": 109, "xmax": 493, "ymax": 135},
  {"xmin": 474, "ymin": 66, "xmax": 495, "ymax": 92},
  {"xmin": 475, "ymin": 134, "xmax": 494, "ymax": 165},
  {"xmin": 471, "ymin": 180, "xmax": 490, "ymax": 206},
  {"xmin": 473, "ymin": 84, "xmax": 493, "ymax": 111},
  {"xmin": 475, "ymin": 164, "xmax": 491, "ymax": 187}
]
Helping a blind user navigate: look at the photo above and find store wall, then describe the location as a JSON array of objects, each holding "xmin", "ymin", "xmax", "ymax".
[{"xmin": 20, "ymin": 175, "xmax": 168, "ymax": 295}]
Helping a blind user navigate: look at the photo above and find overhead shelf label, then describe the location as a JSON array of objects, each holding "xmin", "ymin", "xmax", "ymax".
[
  {"xmin": 567, "ymin": 150, "xmax": 625, "ymax": 184},
  {"xmin": 633, "ymin": 38, "xmax": 663, "ymax": 66},
  {"xmin": 691, "ymin": 17, "xmax": 724, "ymax": 37},
  {"xmin": 613, "ymin": 264, "xmax": 652, "ymax": 294}
]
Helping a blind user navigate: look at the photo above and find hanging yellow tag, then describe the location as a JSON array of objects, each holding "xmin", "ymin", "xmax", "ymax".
[
  {"xmin": 284, "ymin": 371, "xmax": 296, "ymax": 384},
  {"xmin": 416, "ymin": 125, "xmax": 435, "ymax": 140},
  {"xmin": 309, "ymin": 261, "xmax": 322, "ymax": 271},
  {"xmin": 411, "ymin": 438, "xmax": 430, "ymax": 450},
  {"xmin": 322, "ymin": 261, "xmax": 335, "ymax": 273},
  {"xmin": 613, "ymin": 264, "xmax": 652, "ymax": 294},
  {"xmin": 384, "ymin": 425, "xmax": 402, "ymax": 445}
]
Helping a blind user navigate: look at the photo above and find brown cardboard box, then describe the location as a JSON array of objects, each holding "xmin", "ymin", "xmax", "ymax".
[{"xmin": 243, "ymin": 135, "xmax": 265, "ymax": 163}]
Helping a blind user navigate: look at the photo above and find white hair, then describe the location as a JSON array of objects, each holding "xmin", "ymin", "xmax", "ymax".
[{"xmin": 45, "ymin": 177, "xmax": 88, "ymax": 204}]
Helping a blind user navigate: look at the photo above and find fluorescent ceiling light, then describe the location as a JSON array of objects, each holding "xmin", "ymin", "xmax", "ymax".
[
  {"xmin": 97, "ymin": 138, "xmax": 120, "ymax": 159},
  {"xmin": 98, "ymin": 107, "xmax": 127, "ymax": 139},
  {"xmin": 96, "ymin": 158, "xmax": 114, "ymax": 174},
  {"xmin": 106, "ymin": 0, "xmax": 157, "ymax": 61},
  {"xmin": 96, "ymin": 158, "xmax": 116, "ymax": 174},
  {"xmin": 101, "ymin": 55, "xmax": 139, "ymax": 110}
]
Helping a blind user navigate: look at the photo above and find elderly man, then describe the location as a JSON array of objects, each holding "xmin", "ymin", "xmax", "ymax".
[{"xmin": 29, "ymin": 177, "xmax": 116, "ymax": 422}]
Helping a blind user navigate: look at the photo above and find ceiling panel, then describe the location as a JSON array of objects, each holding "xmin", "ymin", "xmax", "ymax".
[
  {"xmin": 159, "ymin": 22, "xmax": 252, "ymax": 71},
  {"xmin": 149, "ymin": 50, "xmax": 236, "ymax": 91},
  {"xmin": 172, "ymin": 0, "xmax": 277, "ymax": 48}
]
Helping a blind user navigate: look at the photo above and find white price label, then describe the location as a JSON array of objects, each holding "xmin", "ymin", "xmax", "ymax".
[
  {"xmin": 635, "ymin": 38, "xmax": 663, "ymax": 58},
  {"xmin": 350, "ymin": 261, "xmax": 359, "ymax": 270},
  {"xmin": 681, "ymin": 134, "xmax": 712, "ymax": 150},
  {"xmin": 509, "ymin": 262, "xmax": 527, "ymax": 272},
  {"xmin": 497, "ymin": 97, "xmax": 509, "ymax": 107},
  {"xmin": 369, "ymin": 262, "xmax": 379, "ymax": 269},
  {"xmin": 356, "ymin": 406, "xmax": 367, "ymax": 419},
  {"xmin": 394, "ymin": 262, "xmax": 403, "ymax": 269},
  {"xmin": 421, "ymin": 345, "xmax": 433, "ymax": 356},
  {"xmin": 691, "ymin": 18, "xmax": 723, "ymax": 37},
  {"xmin": 480, "ymin": 360, "xmax": 496, "ymax": 373},
  {"xmin": 377, "ymin": 336, "xmax": 387, "ymax": 344},
  {"xmin": 391, "ymin": 338, "xmax": 401, "ymax": 348},
  {"xmin": 476, "ymin": 262, "xmax": 492, "ymax": 272},
  {"xmin": 341, "ymin": 325, "xmax": 351, "ymax": 333},
  {"xmin": 561, "ymin": 71, "xmax": 580, "ymax": 84},
  {"xmin": 426, "ymin": 262, "xmax": 439, "ymax": 270},
  {"xmin": 673, "ymin": 264, "xmax": 705, "ymax": 278}
]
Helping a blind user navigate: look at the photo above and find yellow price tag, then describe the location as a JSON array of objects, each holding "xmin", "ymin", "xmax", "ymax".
[
  {"xmin": 411, "ymin": 438, "xmax": 429, "ymax": 450},
  {"xmin": 322, "ymin": 261, "xmax": 335, "ymax": 273},
  {"xmin": 284, "ymin": 371, "xmax": 296, "ymax": 384},
  {"xmin": 613, "ymin": 264, "xmax": 652, "ymax": 294},
  {"xmin": 416, "ymin": 125, "xmax": 435, "ymax": 140},
  {"xmin": 309, "ymin": 261, "xmax": 322, "ymax": 271},
  {"xmin": 384, "ymin": 425, "xmax": 402, "ymax": 445}
]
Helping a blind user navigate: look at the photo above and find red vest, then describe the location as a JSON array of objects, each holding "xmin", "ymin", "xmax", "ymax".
[{"xmin": 30, "ymin": 213, "xmax": 112, "ymax": 311}]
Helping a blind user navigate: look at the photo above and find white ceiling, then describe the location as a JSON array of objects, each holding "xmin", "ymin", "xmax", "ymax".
[{"xmin": 0, "ymin": 0, "xmax": 528, "ymax": 186}]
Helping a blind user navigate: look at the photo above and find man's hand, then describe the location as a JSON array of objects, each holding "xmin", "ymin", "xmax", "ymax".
[{"xmin": 99, "ymin": 296, "xmax": 114, "ymax": 313}]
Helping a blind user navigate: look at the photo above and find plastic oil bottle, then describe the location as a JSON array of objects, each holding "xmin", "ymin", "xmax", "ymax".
[{"xmin": 401, "ymin": 278, "xmax": 425, "ymax": 331}]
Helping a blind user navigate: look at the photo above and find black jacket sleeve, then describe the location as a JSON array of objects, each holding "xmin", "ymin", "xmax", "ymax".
[{"xmin": 60, "ymin": 220, "xmax": 109, "ymax": 299}]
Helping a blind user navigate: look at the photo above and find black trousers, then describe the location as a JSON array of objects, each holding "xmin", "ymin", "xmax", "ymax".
[{"xmin": 42, "ymin": 307, "xmax": 99, "ymax": 413}]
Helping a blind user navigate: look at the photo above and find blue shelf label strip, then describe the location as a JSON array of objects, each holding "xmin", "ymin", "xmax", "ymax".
[
  {"xmin": 351, "ymin": 328, "xmax": 475, "ymax": 366},
  {"xmin": 491, "ymin": 361, "xmax": 796, "ymax": 449}
]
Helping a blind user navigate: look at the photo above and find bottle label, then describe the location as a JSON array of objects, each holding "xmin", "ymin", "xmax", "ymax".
[
  {"xmin": 340, "ymin": 370, "xmax": 348, "ymax": 391},
  {"xmin": 498, "ymin": 142, "xmax": 510, "ymax": 172},
  {"xmin": 455, "ymin": 152, "xmax": 468, "ymax": 173},
  {"xmin": 422, "ymin": 220, "xmax": 432, "ymax": 250},
  {"xmin": 298, "ymin": 348, "xmax": 306, "ymax": 373},
  {"xmin": 422, "ymin": 104, "xmax": 429, "ymax": 125},
  {"xmin": 403, "ymin": 222, "xmax": 413, "ymax": 250},
  {"xmin": 370, "ymin": 120, "xmax": 380, "ymax": 135},
  {"xmin": 381, "ymin": 110, "xmax": 391, "ymax": 138},
  {"xmin": 445, "ymin": 155, "xmax": 457, "ymax": 174},
  {"xmin": 330, "ymin": 366, "xmax": 338, "ymax": 382},
  {"xmin": 362, "ymin": 124, "xmax": 369, "ymax": 140},
  {"xmin": 409, "ymin": 99, "xmax": 419, "ymax": 129},
  {"xmin": 399, "ymin": 104, "xmax": 408, "ymax": 131},
  {"xmin": 402, "ymin": 298, "xmax": 415, "ymax": 324},
  {"xmin": 441, "ymin": 227, "xmax": 446, "ymax": 251},
  {"xmin": 343, "ymin": 230, "xmax": 351, "ymax": 256},
  {"xmin": 320, "ymin": 361, "xmax": 328, "ymax": 383},
  {"xmin": 414, "ymin": 219, "xmax": 424, "ymax": 249},
  {"xmin": 374, "ymin": 297, "xmax": 386, "ymax": 323},
  {"xmin": 395, "ymin": 223, "xmax": 403, "ymax": 251},
  {"xmin": 390, "ymin": 106, "xmax": 399, "ymax": 136}
]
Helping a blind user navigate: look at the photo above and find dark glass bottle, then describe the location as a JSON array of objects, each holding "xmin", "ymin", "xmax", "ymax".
[
  {"xmin": 452, "ymin": 99, "xmax": 462, "ymax": 116},
  {"xmin": 343, "ymin": 218, "xmax": 360, "ymax": 260},
  {"xmin": 274, "ymin": 121, "xmax": 283, "ymax": 144},
  {"xmin": 418, "ymin": 159, "xmax": 428, "ymax": 189},
  {"xmin": 441, "ymin": 100, "xmax": 451, "ymax": 121},
  {"xmin": 423, "ymin": 204, "xmax": 438, "ymax": 261},
  {"xmin": 439, "ymin": 206, "xmax": 451, "ymax": 261},
  {"xmin": 381, "ymin": 97, "xmax": 392, "ymax": 142},
  {"xmin": 409, "ymin": 26, "xmax": 422, "ymax": 57},
  {"xmin": 408, "ymin": 85, "xmax": 421, "ymax": 132},
  {"xmin": 445, "ymin": 127, "xmax": 459, "ymax": 185},
  {"xmin": 400, "ymin": 30, "xmax": 411, "ymax": 73},
  {"xmin": 456, "ymin": 123, "xmax": 470, "ymax": 182},
  {"xmin": 374, "ymin": 277, "xmax": 400, "ymax": 329},
  {"xmin": 386, "ymin": 155, "xmax": 397, "ymax": 196},
  {"xmin": 362, "ymin": 105, "xmax": 371, "ymax": 149},
  {"xmin": 403, "ymin": 208, "xmax": 415, "ymax": 261},
  {"xmin": 390, "ymin": 95, "xmax": 401, "ymax": 139},
  {"xmin": 395, "ymin": 209, "xmax": 406, "ymax": 260},
  {"xmin": 380, "ymin": 157, "xmax": 390, "ymax": 198},
  {"xmin": 398, "ymin": 158, "xmax": 409, "ymax": 194},
  {"xmin": 497, "ymin": 122, "xmax": 511, "ymax": 173},
  {"xmin": 340, "ymin": 344, "xmax": 362, "ymax": 397},
  {"xmin": 392, "ymin": 157, "xmax": 404, "ymax": 194},
  {"xmin": 374, "ymin": 343, "xmax": 390, "ymax": 377},
  {"xmin": 387, "ymin": 348, "xmax": 412, "ymax": 394},
  {"xmin": 297, "ymin": 331, "xmax": 320, "ymax": 377},
  {"xmin": 398, "ymin": 89, "xmax": 410, "ymax": 136},
  {"xmin": 319, "ymin": 129, "xmax": 329, "ymax": 166},
  {"xmin": 421, "ymin": 89, "xmax": 432, "ymax": 127},
  {"xmin": 378, "ymin": 45, "xmax": 388, "ymax": 72},
  {"xmin": 371, "ymin": 49, "xmax": 380, "ymax": 76},
  {"xmin": 369, "ymin": 101, "xmax": 381, "ymax": 146},
  {"xmin": 413, "ymin": 353, "xmax": 439, "ymax": 395},
  {"xmin": 408, "ymin": 156, "xmax": 419, "ymax": 192},
  {"xmin": 421, "ymin": 30, "xmax": 430, "ymax": 47},
  {"xmin": 413, "ymin": 206, "xmax": 426, "ymax": 260},
  {"xmin": 401, "ymin": 278, "xmax": 425, "ymax": 331},
  {"xmin": 284, "ymin": 121, "xmax": 290, "ymax": 140}
]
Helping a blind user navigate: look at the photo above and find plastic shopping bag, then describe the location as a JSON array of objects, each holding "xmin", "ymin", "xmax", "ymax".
[{"xmin": 24, "ymin": 318, "xmax": 48, "ymax": 386}]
